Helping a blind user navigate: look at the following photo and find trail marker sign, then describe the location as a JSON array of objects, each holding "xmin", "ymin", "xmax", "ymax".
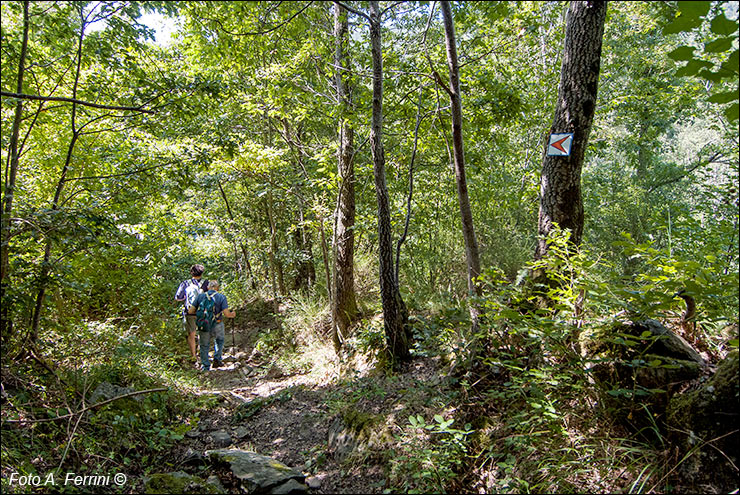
[{"xmin": 547, "ymin": 133, "xmax": 574, "ymax": 156}]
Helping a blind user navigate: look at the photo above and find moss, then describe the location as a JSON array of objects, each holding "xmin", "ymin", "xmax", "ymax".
[
  {"xmin": 341, "ymin": 407, "xmax": 382, "ymax": 438},
  {"xmin": 667, "ymin": 350, "xmax": 738, "ymax": 434},
  {"xmin": 666, "ymin": 350, "xmax": 739, "ymax": 492},
  {"xmin": 143, "ymin": 471, "xmax": 225, "ymax": 494}
]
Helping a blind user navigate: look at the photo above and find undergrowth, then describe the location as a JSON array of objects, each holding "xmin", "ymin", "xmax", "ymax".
[{"xmin": 0, "ymin": 317, "xmax": 214, "ymax": 493}]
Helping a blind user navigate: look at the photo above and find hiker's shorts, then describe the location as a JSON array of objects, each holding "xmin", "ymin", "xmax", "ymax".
[{"xmin": 182, "ymin": 314, "xmax": 197, "ymax": 333}]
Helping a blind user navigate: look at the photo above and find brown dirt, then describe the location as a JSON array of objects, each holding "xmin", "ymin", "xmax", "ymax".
[{"xmin": 170, "ymin": 306, "xmax": 448, "ymax": 494}]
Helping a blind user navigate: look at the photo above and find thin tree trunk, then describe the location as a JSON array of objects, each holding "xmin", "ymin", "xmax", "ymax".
[
  {"xmin": 279, "ymin": 120, "xmax": 316, "ymax": 292},
  {"xmin": 1, "ymin": 0, "xmax": 30, "ymax": 339},
  {"xmin": 535, "ymin": 1, "xmax": 606, "ymax": 260},
  {"xmin": 441, "ymin": 0, "xmax": 482, "ymax": 332},
  {"xmin": 331, "ymin": 2, "xmax": 358, "ymax": 352},
  {"xmin": 31, "ymin": 6, "xmax": 88, "ymax": 341},
  {"xmin": 265, "ymin": 194, "xmax": 285, "ymax": 296},
  {"xmin": 218, "ymin": 180, "xmax": 256, "ymax": 288},
  {"xmin": 369, "ymin": 0, "xmax": 410, "ymax": 362},
  {"xmin": 319, "ymin": 214, "xmax": 332, "ymax": 301}
]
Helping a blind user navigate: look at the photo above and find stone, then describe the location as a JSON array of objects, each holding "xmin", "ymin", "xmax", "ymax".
[
  {"xmin": 211, "ymin": 430, "xmax": 232, "ymax": 448},
  {"xmin": 89, "ymin": 382, "xmax": 138, "ymax": 405},
  {"xmin": 185, "ymin": 428, "xmax": 201, "ymax": 439},
  {"xmin": 305, "ymin": 476, "xmax": 322, "ymax": 489},
  {"xmin": 582, "ymin": 319, "xmax": 708, "ymax": 434},
  {"xmin": 234, "ymin": 426, "xmax": 250, "ymax": 439},
  {"xmin": 207, "ymin": 449, "xmax": 305, "ymax": 493},
  {"xmin": 269, "ymin": 479, "xmax": 309, "ymax": 494},
  {"xmin": 181, "ymin": 449, "xmax": 206, "ymax": 467},
  {"xmin": 666, "ymin": 350, "xmax": 739, "ymax": 492},
  {"xmin": 265, "ymin": 365, "xmax": 285, "ymax": 380},
  {"xmin": 327, "ymin": 409, "xmax": 388, "ymax": 462},
  {"xmin": 327, "ymin": 416, "xmax": 358, "ymax": 462},
  {"xmin": 205, "ymin": 475, "xmax": 226, "ymax": 493},
  {"xmin": 143, "ymin": 471, "xmax": 225, "ymax": 494},
  {"xmin": 624, "ymin": 319, "xmax": 705, "ymax": 364}
]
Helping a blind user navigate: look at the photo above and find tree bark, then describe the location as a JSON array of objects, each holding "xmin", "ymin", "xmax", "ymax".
[
  {"xmin": 265, "ymin": 194, "xmax": 285, "ymax": 296},
  {"xmin": 1, "ymin": 0, "xmax": 30, "ymax": 339},
  {"xmin": 369, "ymin": 0, "xmax": 410, "ymax": 362},
  {"xmin": 278, "ymin": 120, "xmax": 316, "ymax": 292},
  {"xmin": 331, "ymin": 2, "xmax": 358, "ymax": 352},
  {"xmin": 535, "ymin": 1, "xmax": 606, "ymax": 260},
  {"xmin": 31, "ymin": 5, "xmax": 88, "ymax": 341},
  {"xmin": 218, "ymin": 180, "xmax": 256, "ymax": 288},
  {"xmin": 441, "ymin": 0, "xmax": 482, "ymax": 331}
]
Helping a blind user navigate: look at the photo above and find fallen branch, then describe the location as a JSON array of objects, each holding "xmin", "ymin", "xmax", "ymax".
[{"xmin": 3, "ymin": 387, "xmax": 168, "ymax": 424}]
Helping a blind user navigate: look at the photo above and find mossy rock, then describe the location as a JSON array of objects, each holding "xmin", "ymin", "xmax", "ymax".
[
  {"xmin": 665, "ymin": 350, "xmax": 739, "ymax": 492},
  {"xmin": 328, "ymin": 407, "xmax": 390, "ymax": 461},
  {"xmin": 206, "ymin": 449, "xmax": 306, "ymax": 493},
  {"xmin": 588, "ymin": 352, "xmax": 704, "ymax": 438},
  {"xmin": 143, "ymin": 471, "xmax": 225, "ymax": 494},
  {"xmin": 581, "ymin": 319, "xmax": 704, "ymax": 364},
  {"xmin": 340, "ymin": 408, "xmax": 382, "ymax": 437}
]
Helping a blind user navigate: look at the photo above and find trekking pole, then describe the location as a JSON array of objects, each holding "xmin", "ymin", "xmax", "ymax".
[{"xmin": 231, "ymin": 316, "xmax": 235, "ymax": 356}]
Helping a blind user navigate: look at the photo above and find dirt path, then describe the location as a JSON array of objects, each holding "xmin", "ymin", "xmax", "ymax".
[{"xmin": 170, "ymin": 307, "xmax": 409, "ymax": 494}]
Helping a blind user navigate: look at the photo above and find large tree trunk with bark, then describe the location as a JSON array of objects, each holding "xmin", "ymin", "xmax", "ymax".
[
  {"xmin": 331, "ymin": 2, "xmax": 358, "ymax": 352},
  {"xmin": 535, "ymin": 0, "xmax": 606, "ymax": 260},
  {"xmin": 369, "ymin": 1, "xmax": 410, "ymax": 362},
  {"xmin": 441, "ymin": 0, "xmax": 482, "ymax": 332}
]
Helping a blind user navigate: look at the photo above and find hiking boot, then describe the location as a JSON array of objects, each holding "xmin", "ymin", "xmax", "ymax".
[{"xmin": 212, "ymin": 359, "xmax": 223, "ymax": 369}]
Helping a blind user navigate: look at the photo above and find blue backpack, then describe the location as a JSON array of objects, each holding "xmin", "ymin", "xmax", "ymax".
[{"xmin": 196, "ymin": 292, "xmax": 220, "ymax": 332}]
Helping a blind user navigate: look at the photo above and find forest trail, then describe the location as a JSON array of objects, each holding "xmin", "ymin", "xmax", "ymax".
[{"xmin": 169, "ymin": 302, "xmax": 441, "ymax": 494}]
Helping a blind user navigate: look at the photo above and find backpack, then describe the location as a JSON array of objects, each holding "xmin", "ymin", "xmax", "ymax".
[
  {"xmin": 184, "ymin": 279, "xmax": 202, "ymax": 314},
  {"xmin": 196, "ymin": 292, "xmax": 220, "ymax": 333}
]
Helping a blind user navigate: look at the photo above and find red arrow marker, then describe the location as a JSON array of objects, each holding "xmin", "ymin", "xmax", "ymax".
[{"xmin": 551, "ymin": 135, "xmax": 570, "ymax": 154}]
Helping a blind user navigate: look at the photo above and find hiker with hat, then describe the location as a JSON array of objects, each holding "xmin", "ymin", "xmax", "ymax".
[{"xmin": 174, "ymin": 264, "xmax": 205, "ymax": 364}]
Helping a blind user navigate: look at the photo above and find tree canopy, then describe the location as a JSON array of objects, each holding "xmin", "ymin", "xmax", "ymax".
[{"xmin": 1, "ymin": 1, "xmax": 738, "ymax": 493}]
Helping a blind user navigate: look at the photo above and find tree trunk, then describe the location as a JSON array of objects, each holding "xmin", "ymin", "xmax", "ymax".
[
  {"xmin": 369, "ymin": 0, "xmax": 410, "ymax": 362},
  {"xmin": 440, "ymin": 0, "xmax": 482, "ymax": 331},
  {"xmin": 1, "ymin": 0, "xmax": 30, "ymax": 339},
  {"xmin": 279, "ymin": 120, "xmax": 316, "ymax": 293},
  {"xmin": 265, "ymin": 194, "xmax": 285, "ymax": 296},
  {"xmin": 31, "ymin": 5, "xmax": 88, "ymax": 342},
  {"xmin": 331, "ymin": 2, "xmax": 358, "ymax": 352},
  {"xmin": 319, "ymin": 214, "xmax": 332, "ymax": 301},
  {"xmin": 535, "ymin": 0, "xmax": 606, "ymax": 260},
  {"xmin": 217, "ymin": 180, "xmax": 256, "ymax": 288}
]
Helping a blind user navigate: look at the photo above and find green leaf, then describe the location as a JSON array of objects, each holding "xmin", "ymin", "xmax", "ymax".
[
  {"xmin": 698, "ymin": 68, "xmax": 727, "ymax": 82},
  {"xmin": 668, "ymin": 46, "xmax": 695, "ymax": 61},
  {"xmin": 675, "ymin": 59, "xmax": 713, "ymax": 77},
  {"xmin": 409, "ymin": 415, "xmax": 417, "ymax": 426},
  {"xmin": 707, "ymin": 91, "xmax": 738, "ymax": 104},
  {"xmin": 680, "ymin": 1, "xmax": 711, "ymax": 19},
  {"xmin": 664, "ymin": 11, "xmax": 704, "ymax": 34},
  {"xmin": 433, "ymin": 414, "xmax": 444, "ymax": 424},
  {"xmin": 724, "ymin": 102, "xmax": 739, "ymax": 122},
  {"xmin": 721, "ymin": 49, "xmax": 739, "ymax": 74},
  {"xmin": 705, "ymin": 37, "xmax": 735, "ymax": 53},
  {"xmin": 710, "ymin": 14, "xmax": 738, "ymax": 36}
]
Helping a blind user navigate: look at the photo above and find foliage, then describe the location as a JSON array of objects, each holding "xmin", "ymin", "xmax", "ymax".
[
  {"xmin": 387, "ymin": 414, "xmax": 472, "ymax": 494},
  {"xmin": 0, "ymin": 1, "xmax": 737, "ymax": 493}
]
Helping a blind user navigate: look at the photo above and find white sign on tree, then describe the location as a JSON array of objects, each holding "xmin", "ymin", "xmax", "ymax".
[{"xmin": 547, "ymin": 133, "xmax": 574, "ymax": 156}]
